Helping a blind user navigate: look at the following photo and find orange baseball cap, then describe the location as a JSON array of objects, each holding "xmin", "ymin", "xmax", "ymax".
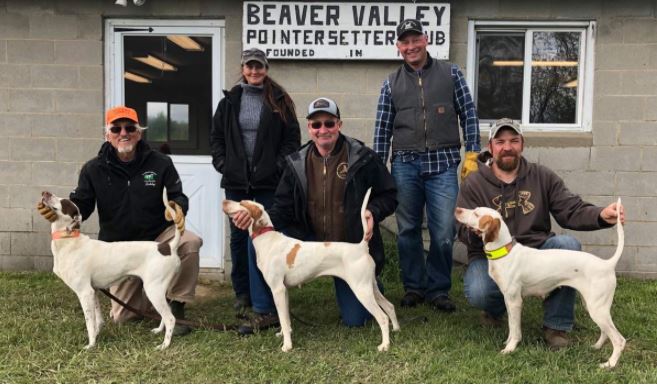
[{"xmin": 105, "ymin": 106, "xmax": 139, "ymax": 125}]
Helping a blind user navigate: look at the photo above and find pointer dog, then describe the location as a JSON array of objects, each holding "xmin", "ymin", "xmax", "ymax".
[
  {"xmin": 39, "ymin": 188, "xmax": 182, "ymax": 350},
  {"xmin": 222, "ymin": 188, "xmax": 400, "ymax": 352},
  {"xmin": 454, "ymin": 199, "xmax": 625, "ymax": 368}
]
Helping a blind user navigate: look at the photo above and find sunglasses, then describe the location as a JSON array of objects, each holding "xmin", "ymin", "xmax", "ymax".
[
  {"xmin": 109, "ymin": 125, "xmax": 138, "ymax": 134},
  {"xmin": 310, "ymin": 120, "xmax": 337, "ymax": 130}
]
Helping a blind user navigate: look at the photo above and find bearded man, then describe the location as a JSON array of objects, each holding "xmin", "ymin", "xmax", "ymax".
[{"xmin": 455, "ymin": 118, "xmax": 622, "ymax": 349}]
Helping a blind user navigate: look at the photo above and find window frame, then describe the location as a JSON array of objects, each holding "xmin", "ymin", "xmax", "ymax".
[{"xmin": 466, "ymin": 20, "xmax": 596, "ymax": 133}]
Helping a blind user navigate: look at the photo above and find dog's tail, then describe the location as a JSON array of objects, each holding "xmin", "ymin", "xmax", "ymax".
[
  {"xmin": 162, "ymin": 187, "xmax": 182, "ymax": 252},
  {"xmin": 607, "ymin": 197, "xmax": 624, "ymax": 268},
  {"xmin": 360, "ymin": 187, "xmax": 373, "ymax": 244}
]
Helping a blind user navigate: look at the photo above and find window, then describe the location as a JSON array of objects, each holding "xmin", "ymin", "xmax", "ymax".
[{"xmin": 467, "ymin": 21, "xmax": 595, "ymax": 132}]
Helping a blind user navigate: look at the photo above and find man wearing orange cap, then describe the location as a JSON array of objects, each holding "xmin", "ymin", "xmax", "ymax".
[{"xmin": 44, "ymin": 106, "xmax": 202, "ymax": 336}]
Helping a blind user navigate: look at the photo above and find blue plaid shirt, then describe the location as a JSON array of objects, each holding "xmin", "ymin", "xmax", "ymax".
[{"xmin": 374, "ymin": 60, "xmax": 480, "ymax": 175}]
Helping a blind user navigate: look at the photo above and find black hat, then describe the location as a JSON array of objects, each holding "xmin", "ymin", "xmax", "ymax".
[
  {"xmin": 241, "ymin": 48, "xmax": 268, "ymax": 67},
  {"xmin": 396, "ymin": 19, "xmax": 424, "ymax": 39}
]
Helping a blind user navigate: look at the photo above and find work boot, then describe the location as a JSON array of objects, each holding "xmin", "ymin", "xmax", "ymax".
[
  {"xmin": 170, "ymin": 300, "xmax": 192, "ymax": 336},
  {"xmin": 233, "ymin": 294, "xmax": 251, "ymax": 319},
  {"xmin": 544, "ymin": 327, "xmax": 569, "ymax": 350},
  {"xmin": 400, "ymin": 292, "xmax": 424, "ymax": 308},
  {"xmin": 429, "ymin": 295, "xmax": 456, "ymax": 312},
  {"xmin": 238, "ymin": 312, "xmax": 280, "ymax": 336}
]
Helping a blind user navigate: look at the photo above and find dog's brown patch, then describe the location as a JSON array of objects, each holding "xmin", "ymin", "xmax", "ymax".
[
  {"xmin": 480, "ymin": 215, "xmax": 501, "ymax": 244},
  {"xmin": 286, "ymin": 243, "xmax": 301, "ymax": 268},
  {"xmin": 324, "ymin": 242, "xmax": 331, "ymax": 247},
  {"xmin": 157, "ymin": 242, "xmax": 171, "ymax": 256},
  {"xmin": 60, "ymin": 199, "xmax": 81, "ymax": 230}
]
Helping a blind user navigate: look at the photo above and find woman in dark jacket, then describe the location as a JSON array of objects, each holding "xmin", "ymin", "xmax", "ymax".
[{"xmin": 210, "ymin": 48, "xmax": 300, "ymax": 312}]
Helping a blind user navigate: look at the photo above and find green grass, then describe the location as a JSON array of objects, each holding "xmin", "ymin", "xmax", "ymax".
[{"xmin": 1, "ymin": 232, "xmax": 656, "ymax": 383}]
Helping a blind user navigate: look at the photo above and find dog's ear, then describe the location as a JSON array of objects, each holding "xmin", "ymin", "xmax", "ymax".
[{"xmin": 483, "ymin": 216, "xmax": 501, "ymax": 244}]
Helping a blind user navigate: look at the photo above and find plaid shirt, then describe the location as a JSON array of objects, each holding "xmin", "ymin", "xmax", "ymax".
[{"xmin": 374, "ymin": 60, "xmax": 480, "ymax": 175}]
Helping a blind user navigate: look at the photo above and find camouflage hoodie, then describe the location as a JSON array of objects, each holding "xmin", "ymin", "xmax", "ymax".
[{"xmin": 456, "ymin": 151, "xmax": 611, "ymax": 262}]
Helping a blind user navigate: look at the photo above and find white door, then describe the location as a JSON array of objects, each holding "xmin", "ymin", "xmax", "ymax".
[
  {"xmin": 171, "ymin": 156, "xmax": 222, "ymax": 268},
  {"xmin": 105, "ymin": 19, "xmax": 225, "ymax": 269}
]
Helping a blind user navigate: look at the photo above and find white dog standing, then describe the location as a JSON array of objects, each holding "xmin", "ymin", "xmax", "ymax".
[
  {"xmin": 223, "ymin": 188, "xmax": 400, "ymax": 352},
  {"xmin": 455, "ymin": 200, "xmax": 625, "ymax": 368},
  {"xmin": 39, "ymin": 188, "xmax": 182, "ymax": 350}
]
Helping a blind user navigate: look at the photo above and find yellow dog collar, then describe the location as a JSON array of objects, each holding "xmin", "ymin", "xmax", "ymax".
[{"xmin": 485, "ymin": 243, "xmax": 513, "ymax": 260}]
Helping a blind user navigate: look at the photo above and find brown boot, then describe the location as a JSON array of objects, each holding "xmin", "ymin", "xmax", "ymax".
[{"xmin": 544, "ymin": 327, "xmax": 569, "ymax": 350}]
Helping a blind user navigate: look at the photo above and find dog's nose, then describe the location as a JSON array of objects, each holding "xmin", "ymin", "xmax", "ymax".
[{"xmin": 42, "ymin": 191, "xmax": 52, "ymax": 199}]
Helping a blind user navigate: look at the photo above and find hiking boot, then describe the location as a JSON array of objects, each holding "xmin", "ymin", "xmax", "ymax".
[
  {"xmin": 233, "ymin": 294, "xmax": 251, "ymax": 318},
  {"xmin": 238, "ymin": 312, "xmax": 280, "ymax": 336},
  {"xmin": 429, "ymin": 295, "xmax": 456, "ymax": 312},
  {"xmin": 544, "ymin": 327, "xmax": 569, "ymax": 350},
  {"xmin": 479, "ymin": 311, "xmax": 504, "ymax": 328},
  {"xmin": 170, "ymin": 301, "xmax": 192, "ymax": 337},
  {"xmin": 400, "ymin": 292, "xmax": 424, "ymax": 308}
]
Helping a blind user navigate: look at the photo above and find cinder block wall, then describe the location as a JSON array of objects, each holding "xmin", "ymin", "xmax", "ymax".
[{"xmin": 1, "ymin": 0, "xmax": 656, "ymax": 278}]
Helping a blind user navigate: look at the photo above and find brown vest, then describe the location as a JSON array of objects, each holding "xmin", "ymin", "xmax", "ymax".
[{"xmin": 306, "ymin": 142, "xmax": 349, "ymax": 241}]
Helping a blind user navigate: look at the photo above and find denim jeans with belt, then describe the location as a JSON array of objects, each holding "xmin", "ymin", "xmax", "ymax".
[
  {"xmin": 463, "ymin": 234, "xmax": 580, "ymax": 331},
  {"xmin": 391, "ymin": 157, "xmax": 459, "ymax": 301}
]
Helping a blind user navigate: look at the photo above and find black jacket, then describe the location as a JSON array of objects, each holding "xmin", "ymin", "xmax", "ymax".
[
  {"xmin": 210, "ymin": 84, "xmax": 301, "ymax": 191},
  {"xmin": 269, "ymin": 135, "xmax": 397, "ymax": 275},
  {"xmin": 70, "ymin": 141, "xmax": 188, "ymax": 242}
]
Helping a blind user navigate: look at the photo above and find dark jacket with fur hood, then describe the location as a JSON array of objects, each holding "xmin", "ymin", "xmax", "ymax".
[{"xmin": 268, "ymin": 134, "xmax": 397, "ymax": 275}]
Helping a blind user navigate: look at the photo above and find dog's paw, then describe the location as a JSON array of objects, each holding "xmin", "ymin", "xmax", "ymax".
[
  {"xmin": 156, "ymin": 342, "xmax": 170, "ymax": 351},
  {"xmin": 151, "ymin": 327, "xmax": 163, "ymax": 335},
  {"xmin": 377, "ymin": 343, "xmax": 390, "ymax": 352},
  {"xmin": 599, "ymin": 361, "xmax": 614, "ymax": 369},
  {"xmin": 281, "ymin": 344, "xmax": 292, "ymax": 352},
  {"xmin": 83, "ymin": 343, "xmax": 95, "ymax": 350}
]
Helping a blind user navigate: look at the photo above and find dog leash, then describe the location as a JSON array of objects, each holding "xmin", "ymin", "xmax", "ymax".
[{"xmin": 99, "ymin": 289, "xmax": 239, "ymax": 332}]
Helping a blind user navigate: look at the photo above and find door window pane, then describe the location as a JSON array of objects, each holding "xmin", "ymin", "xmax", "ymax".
[
  {"xmin": 147, "ymin": 102, "xmax": 168, "ymax": 142},
  {"xmin": 530, "ymin": 31, "xmax": 580, "ymax": 124},
  {"xmin": 170, "ymin": 104, "xmax": 189, "ymax": 141},
  {"xmin": 476, "ymin": 33, "xmax": 524, "ymax": 120}
]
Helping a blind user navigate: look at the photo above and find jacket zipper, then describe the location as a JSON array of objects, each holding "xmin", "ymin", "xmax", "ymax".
[
  {"xmin": 322, "ymin": 156, "xmax": 328, "ymax": 238},
  {"xmin": 418, "ymin": 72, "xmax": 428, "ymax": 149}
]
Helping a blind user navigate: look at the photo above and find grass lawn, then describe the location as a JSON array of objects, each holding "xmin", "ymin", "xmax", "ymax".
[{"xmin": 1, "ymin": 232, "xmax": 656, "ymax": 383}]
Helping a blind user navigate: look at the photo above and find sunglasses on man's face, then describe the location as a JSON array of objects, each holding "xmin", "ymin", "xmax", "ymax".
[
  {"xmin": 109, "ymin": 125, "xmax": 138, "ymax": 134},
  {"xmin": 310, "ymin": 120, "xmax": 337, "ymax": 130}
]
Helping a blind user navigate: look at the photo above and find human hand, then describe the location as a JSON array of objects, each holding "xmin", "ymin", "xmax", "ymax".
[
  {"xmin": 36, "ymin": 202, "xmax": 57, "ymax": 222},
  {"xmin": 165, "ymin": 200, "xmax": 185, "ymax": 234},
  {"xmin": 460, "ymin": 151, "xmax": 479, "ymax": 180},
  {"xmin": 364, "ymin": 210, "xmax": 374, "ymax": 241},
  {"xmin": 232, "ymin": 210, "xmax": 252, "ymax": 230},
  {"xmin": 600, "ymin": 201, "xmax": 625, "ymax": 225}
]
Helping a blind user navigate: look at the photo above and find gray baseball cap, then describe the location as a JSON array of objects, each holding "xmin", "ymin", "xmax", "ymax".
[
  {"xmin": 241, "ymin": 48, "xmax": 268, "ymax": 67},
  {"xmin": 490, "ymin": 118, "xmax": 523, "ymax": 139},
  {"xmin": 306, "ymin": 97, "xmax": 341, "ymax": 119}
]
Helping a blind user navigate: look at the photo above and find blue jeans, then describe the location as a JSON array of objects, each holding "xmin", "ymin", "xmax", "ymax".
[
  {"xmin": 250, "ymin": 232, "xmax": 377, "ymax": 327},
  {"xmin": 463, "ymin": 234, "xmax": 580, "ymax": 331},
  {"xmin": 225, "ymin": 189, "xmax": 275, "ymax": 300},
  {"xmin": 391, "ymin": 158, "xmax": 458, "ymax": 301}
]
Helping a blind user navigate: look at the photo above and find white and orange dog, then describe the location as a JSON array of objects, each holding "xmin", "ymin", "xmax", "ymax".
[
  {"xmin": 222, "ymin": 188, "xmax": 399, "ymax": 352},
  {"xmin": 454, "ymin": 200, "xmax": 625, "ymax": 368},
  {"xmin": 39, "ymin": 188, "xmax": 182, "ymax": 350}
]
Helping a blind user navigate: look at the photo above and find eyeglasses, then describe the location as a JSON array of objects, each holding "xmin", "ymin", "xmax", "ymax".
[
  {"xmin": 310, "ymin": 120, "xmax": 337, "ymax": 130},
  {"xmin": 109, "ymin": 125, "xmax": 138, "ymax": 134}
]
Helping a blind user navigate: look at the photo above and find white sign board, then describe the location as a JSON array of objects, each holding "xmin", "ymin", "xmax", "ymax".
[{"xmin": 243, "ymin": 2, "xmax": 450, "ymax": 60}]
